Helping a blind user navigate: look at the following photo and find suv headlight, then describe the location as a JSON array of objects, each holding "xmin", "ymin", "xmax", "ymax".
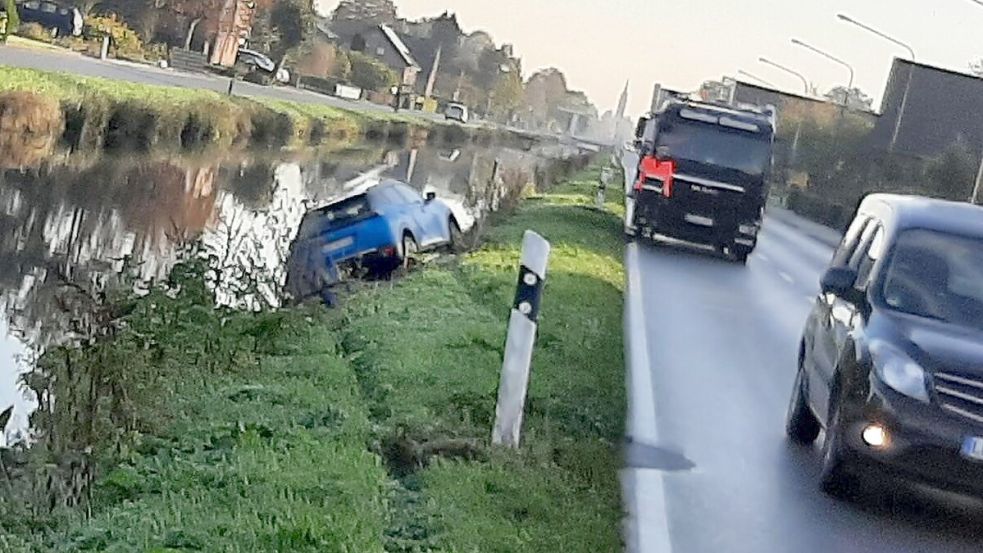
[{"xmin": 870, "ymin": 341, "xmax": 930, "ymax": 403}]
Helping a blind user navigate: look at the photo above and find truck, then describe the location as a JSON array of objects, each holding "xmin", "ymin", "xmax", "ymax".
[{"xmin": 627, "ymin": 99, "xmax": 776, "ymax": 264}]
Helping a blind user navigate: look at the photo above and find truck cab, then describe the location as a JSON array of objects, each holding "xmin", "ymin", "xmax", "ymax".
[{"xmin": 628, "ymin": 100, "xmax": 775, "ymax": 263}]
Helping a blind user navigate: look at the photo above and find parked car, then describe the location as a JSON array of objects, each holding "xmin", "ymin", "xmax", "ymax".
[
  {"xmin": 285, "ymin": 180, "xmax": 463, "ymax": 301},
  {"xmin": 236, "ymin": 48, "xmax": 289, "ymax": 83},
  {"xmin": 787, "ymin": 194, "xmax": 983, "ymax": 499},
  {"xmin": 15, "ymin": 0, "xmax": 83, "ymax": 37},
  {"xmin": 444, "ymin": 103, "xmax": 470, "ymax": 124}
]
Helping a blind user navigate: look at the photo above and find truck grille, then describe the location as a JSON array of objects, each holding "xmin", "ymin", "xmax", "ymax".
[{"xmin": 934, "ymin": 372, "xmax": 983, "ymax": 425}]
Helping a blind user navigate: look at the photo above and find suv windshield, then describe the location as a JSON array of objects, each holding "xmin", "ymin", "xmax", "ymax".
[
  {"xmin": 656, "ymin": 121, "xmax": 772, "ymax": 176},
  {"xmin": 881, "ymin": 229, "xmax": 983, "ymax": 330}
]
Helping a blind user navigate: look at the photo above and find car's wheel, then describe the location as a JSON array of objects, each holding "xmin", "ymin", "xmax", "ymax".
[
  {"xmin": 733, "ymin": 247, "xmax": 751, "ymax": 265},
  {"xmin": 448, "ymin": 219, "xmax": 465, "ymax": 253},
  {"xmin": 819, "ymin": 388, "xmax": 858, "ymax": 497},
  {"xmin": 786, "ymin": 358, "xmax": 821, "ymax": 445},
  {"xmin": 400, "ymin": 234, "xmax": 418, "ymax": 270}
]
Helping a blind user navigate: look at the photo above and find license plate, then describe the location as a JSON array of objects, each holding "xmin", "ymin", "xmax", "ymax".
[
  {"xmin": 684, "ymin": 214, "xmax": 714, "ymax": 227},
  {"xmin": 323, "ymin": 237, "xmax": 354, "ymax": 253},
  {"xmin": 961, "ymin": 437, "xmax": 983, "ymax": 461}
]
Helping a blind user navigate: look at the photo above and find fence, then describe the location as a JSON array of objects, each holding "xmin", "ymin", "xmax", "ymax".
[{"xmin": 169, "ymin": 48, "xmax": 209, "ymax": 73}]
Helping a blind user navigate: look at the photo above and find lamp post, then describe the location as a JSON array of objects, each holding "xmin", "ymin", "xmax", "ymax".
[
  {"xmin": 758, "ymin": 57, "xmax": 810, "ymax": 95},
  {"xmin": 791, "ymin": 38, "xmax": 855, "ymax": 106},
  {"xmin": 961, "ymin": 1, "xmax": 983, "ymax": 203},
  {"xmin": 837, "ymin": 14, "xmax": 914, "ymax": 151},
  {"xmin": 737, "ymin": 70, "xmax": 775, "ymax": 88}
]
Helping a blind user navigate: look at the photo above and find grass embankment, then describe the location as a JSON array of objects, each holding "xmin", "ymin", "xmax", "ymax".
[
  {"xmin": 0, "ymin": 66, "xmax": 463, "ymax": 156},
  {"xmin": 0, "ymin": 166, "xmax": 626, "ymax": 552}
]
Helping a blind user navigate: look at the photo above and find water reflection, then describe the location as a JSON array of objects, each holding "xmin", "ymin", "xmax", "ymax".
[{"xmin": 0, "ymin": 143, "xmax": 565, "ymax": 437}]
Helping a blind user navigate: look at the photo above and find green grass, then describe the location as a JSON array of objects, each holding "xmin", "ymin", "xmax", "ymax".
[
  {"xmin": 0, "ymin": 66, "xmax": 454, "ymax": 153},
  {"xmin": 341, "ymin": 165, "xmax": 626, "ymax": 551},
  {"xmin": 0, "ymin": 164, "xmax": 626, "ymax": 552}
]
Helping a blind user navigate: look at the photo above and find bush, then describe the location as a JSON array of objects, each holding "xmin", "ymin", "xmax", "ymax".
[
  {"xmin": 17, "ymin": 22, "xmax": 51, "ymax": 42},
  {"xmin": 0, "ymin": 91, "xmax": 64, "ymax": 168},
  {"xmin": 787, "ymin": 188, "xmax": 853, "ymax": 230},
  {"xmin": 347, "ymin": 51, "xmax": 398, "ymax": 93},
  {"xmin": 85, "ymin": 14, "xmax": 143, "ymax": 59}
]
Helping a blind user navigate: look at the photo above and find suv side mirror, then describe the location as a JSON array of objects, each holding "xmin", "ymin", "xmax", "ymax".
[
  {"xmin": 820, "ymin": 267, "xmax": 865, "ymax": 303},
  {"xmin": 425, "ymin": 191, "xmax": 437, "ymax": 202}
]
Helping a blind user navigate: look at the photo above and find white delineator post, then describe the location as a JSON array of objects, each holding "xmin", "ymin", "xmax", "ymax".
[
  {"xmin": 100, "ymin": 36, "xmax": 110, "ymax": 60},
  {"xmin": 492, "ymin": 230, "xmax": 551, "ymax": 448}
]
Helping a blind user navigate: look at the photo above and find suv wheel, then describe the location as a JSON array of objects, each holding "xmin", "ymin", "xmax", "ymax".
[
  {"xmin": 448, "ymin": 219, "xmax": 464, "ymax": 253},
  {"xmin": 786, "ymin": 361, "xmax": 820, "ymax": 445},
  {"xmin": 401, "ymin": 234, "xmax": 418, "ymax": 270},
  {"xmin": 819, "ymin": 392, "xmax": 857, "ymax": 497}
]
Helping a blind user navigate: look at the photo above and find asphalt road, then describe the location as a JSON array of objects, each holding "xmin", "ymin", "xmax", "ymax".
[
  {"xmin": 623, "ymin": 152, "xmax": 983, "ymax": 552},
  {"xmin": 0, "ymin": 44, "xmax": 446, "ymax": 122}
]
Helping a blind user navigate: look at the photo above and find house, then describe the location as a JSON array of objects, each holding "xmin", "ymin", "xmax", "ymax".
[
  {"xmin": 334, "ymin": 22, "xmax": 421, "ymax": 86},
  {"xmin": 869, "ymin": 58, "xmax": 983, "ymax": 158}
]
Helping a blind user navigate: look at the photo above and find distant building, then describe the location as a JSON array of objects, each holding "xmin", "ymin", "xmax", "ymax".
[
  {"xmin": 869, "ymin": 58, "xmax": 983, "ymax": 158},
  {"xmin": 649, "ymin": 84, "xmax": 686, "ymax": 114},
  {"xmin": 334, "ymin": 23, "xmax": 421, "ymax": 86},
  {"xmin": 210, "ymin": 0, "xmax": 257, "ymax": 67},
  {"xmin": 732, "ymin": 81, "xmax": 878, "ymax": 126},
  {"xmin": 615, "ymin": 80, "xmax": 629, "ymax": 120}
]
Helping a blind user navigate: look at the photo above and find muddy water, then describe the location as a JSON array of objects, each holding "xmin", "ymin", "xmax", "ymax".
[{"xmin": 0, "ymin": 142, "xmax": 577, "ymax": 441}]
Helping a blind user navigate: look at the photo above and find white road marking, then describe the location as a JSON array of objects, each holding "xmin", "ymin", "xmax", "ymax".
[
  {"xmin": 757, "ymin": 253, "xmax": 771, "ymax": 263},
  {"xmin": 624, "ymin": 243, "xmax": 673, "ymax": 553},
  {"xmin": 779, "ymin": 271, "xmax": 794, "ymax": 284}
]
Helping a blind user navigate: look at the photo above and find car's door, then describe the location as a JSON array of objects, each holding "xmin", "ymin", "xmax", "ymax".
[
  {"xmin": 808, "ymin": 216, "xmax": 872, "ymax": 420},
  {"xmin": 395, "ymin": 184, "xmax": 444, "ymax": 247},
  {"xmin": 367, "ymin": 185, "xmax": 410, "ymax": 238}
]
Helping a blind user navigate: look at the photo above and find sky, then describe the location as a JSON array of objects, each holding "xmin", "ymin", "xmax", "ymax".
[{"xmin": 315, "ymin": 0, "xmax": 983, "ymax": 118}]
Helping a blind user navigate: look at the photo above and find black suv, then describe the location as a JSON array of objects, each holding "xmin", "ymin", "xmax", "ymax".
[{"xmin": 787, "ymin": 194, "xmax": 983, "ymax": 498}]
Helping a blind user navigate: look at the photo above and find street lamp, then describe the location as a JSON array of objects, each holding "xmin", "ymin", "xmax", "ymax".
[
  {"xmin": 737, "ymin": 70, "xmax": 775, "ymax": 88},
  {"xmin": 758, "ymin": 57, "xmax": 809, "ymax": 95},
  {"xmin": 961, "ymin": 1, "xmax": 983, "ymax": 202},
  {"xmin": 791, "ymin": 38, "xmax": 855, "ymax": 105},
  {"xmin": 837, "ymin": 14, "xmax": 914, "ymax": 151}
]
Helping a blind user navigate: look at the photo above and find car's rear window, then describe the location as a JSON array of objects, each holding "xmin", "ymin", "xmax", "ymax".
[{"xmin": 296, "ymin": 194, "xmax": 371, "ymax": 239}]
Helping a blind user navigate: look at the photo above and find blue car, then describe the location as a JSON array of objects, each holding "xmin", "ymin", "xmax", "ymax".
[{"xmin": 286, "ymin": 179, "xmax": 463, "ymax": 301}]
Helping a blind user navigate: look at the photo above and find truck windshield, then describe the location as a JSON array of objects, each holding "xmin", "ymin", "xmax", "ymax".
[{"xmin": 656, "ymin": 122, "xmax": 772, "ymax": 176}]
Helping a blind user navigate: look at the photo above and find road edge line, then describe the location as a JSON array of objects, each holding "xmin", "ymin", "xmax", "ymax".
[{"xmin": 623, "ymin": 242, "xmax": 673, "ymax": 553}]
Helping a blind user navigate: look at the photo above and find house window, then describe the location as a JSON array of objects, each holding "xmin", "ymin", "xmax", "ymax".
[
  {"xmin": 351, "ymin": 34, "xmax": 366, "ymax": 52},
  {"xmin": 376, "ymin": 47, "xmax": 386, "ymax": 56}
]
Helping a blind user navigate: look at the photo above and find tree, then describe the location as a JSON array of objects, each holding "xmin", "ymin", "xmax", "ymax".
[
  {"xmin": 348, "ymin": 51, "xmax": 398, "ymax": 92},
  {"xmin": 251, "ymin": 0, "xmax": 314, "ymax": 66},
  {"xmin": 523, "ymin": 68, "xmax": 570, "ymax": 126},
  {"xmin": 824, "ymin": 86, "xmax": 873, "ymax": 112},
  {"xmin": 331, "ymin": 0, "xmax": 397, "ymax": 25},
  {"xmin": 4, "ymin": 0, "xmax": 19, "ymax": 31},
  {"xmin": 490, "ymin": 70, "xmax": 523, "ymax": 119}
]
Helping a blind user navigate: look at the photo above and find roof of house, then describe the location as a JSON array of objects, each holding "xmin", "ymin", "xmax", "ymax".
[{"xmin": 379, "ymin": 24, "xmax": 420, "ymax": 69}]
